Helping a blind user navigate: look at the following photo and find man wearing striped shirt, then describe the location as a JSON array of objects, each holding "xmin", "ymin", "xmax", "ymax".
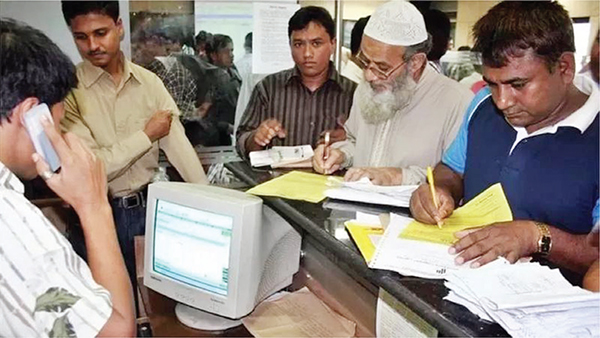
[
  {"xmin": 0, "ymin": 19, "xmax": 134, "ymax": 337},
  {"xmin": 236, "ymin": 6, "xmax": 356, "ymax": 158}
]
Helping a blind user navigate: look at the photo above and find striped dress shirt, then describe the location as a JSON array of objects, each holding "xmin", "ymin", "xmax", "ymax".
[
  {"xmin": 236, "ymin": 63, "xmax": 357, "ymax": 157},
  {"xmin": 0, "ymin": 162, "xmax": 112, "ymax": 337}
]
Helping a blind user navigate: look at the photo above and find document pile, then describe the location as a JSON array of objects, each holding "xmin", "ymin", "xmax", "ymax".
[
  {"xmin": 445, "ymin": 260, "xmax": 600, "ymax": 338},
  {"xmin": 249, "ymin": 145, "xmax": 313, "ymax": 168},
  {"xmin": 325, "ymin": 177, "xmax": 418, "ymax": 208}
]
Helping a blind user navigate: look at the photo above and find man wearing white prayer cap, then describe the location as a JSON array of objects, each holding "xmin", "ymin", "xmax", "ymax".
[{"xmin": 313, "ymin": 0, "xmax": 473, "ymax": 186}]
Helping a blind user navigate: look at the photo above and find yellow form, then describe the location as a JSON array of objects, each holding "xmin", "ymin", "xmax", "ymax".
[
  {"xmin": 399, "ymin": 183, "xmax": 513, "ymax": 245},
  {"xmin": 345, "ymin": 221, "xmax": 384, "ymax": 263},
  {"xmin": 247, "ymin": 171, "xmax": 342, "ymax": 203}
]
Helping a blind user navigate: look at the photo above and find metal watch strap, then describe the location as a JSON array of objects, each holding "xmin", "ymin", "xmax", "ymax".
[{"xmin": 534, "ymin": 222, "xmax": 552, "ymax": 256}]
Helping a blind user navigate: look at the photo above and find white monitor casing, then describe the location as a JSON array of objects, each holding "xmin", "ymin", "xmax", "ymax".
[{"xmin": 144, "ymin": 182, "xmax": 301, "ymax": 320}]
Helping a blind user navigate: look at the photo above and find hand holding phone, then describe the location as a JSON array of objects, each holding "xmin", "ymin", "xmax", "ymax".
[{"xmin": 23, "ymin": 103, "xmax": 61, "ymax": 172}]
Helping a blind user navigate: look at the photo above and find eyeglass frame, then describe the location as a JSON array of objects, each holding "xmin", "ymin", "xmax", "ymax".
[{"xmin": 353, "ymin": 50, "xmax": 408, "ymax": 80}]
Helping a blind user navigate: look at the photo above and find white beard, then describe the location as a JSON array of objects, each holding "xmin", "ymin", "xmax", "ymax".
[{"xmin": 357, "ymin": 69, "xmax": 417, "ymax": 125}]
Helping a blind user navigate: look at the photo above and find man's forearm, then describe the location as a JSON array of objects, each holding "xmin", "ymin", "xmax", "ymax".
[
  {"xmin": 78, "ymin": 203, "xmax": 135, "ymax": 336},
  {"xmin": 433, "ymin": 163, "xmax": 464, "ymax": 205},
  {"xmin": 547, "ymin": 226, "xmax": 600, "ymax": 274}
]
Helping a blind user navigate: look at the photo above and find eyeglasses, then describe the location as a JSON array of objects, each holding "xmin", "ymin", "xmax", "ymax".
[{"xmin": 354, "ymin": 51, "xmax": 406, "ymax": 80}]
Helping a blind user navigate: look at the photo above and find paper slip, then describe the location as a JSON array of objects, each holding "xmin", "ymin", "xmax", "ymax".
[
  {"xmin": 444, "ymin": 261, "xmax": 600, "ymax": 338},
  {"xmin": 247, "ymin": 171, "xmax": 337, "ymax": 203},
  {"xmin": 249, "ymin": 145, "xmax": 314, "ymax": 168},
  {"xmin": 325, "ymin": 177, "xmax": 417, "ymax": 208},
  {"xmin": 345, "ymin": 221, "xmax": 384, "ymax": 263},
  {"xmin": 369, "ymin": 213, "xmax": 481, "ymax": 279},
  {"xmin": 400, "ymin": 183, "xmax": 513, "ymax": 245}
]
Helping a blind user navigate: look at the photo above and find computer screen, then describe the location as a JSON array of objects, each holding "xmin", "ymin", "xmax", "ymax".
[
  {"xmin": 144, "ymin": 182, "xmax": 301, "ymax": 329},
  {"xmin": 153, "ymin": 199, "xmax": 231, "ymax": 297}
]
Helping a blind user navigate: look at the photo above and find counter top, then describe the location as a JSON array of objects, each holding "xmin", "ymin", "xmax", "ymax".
[{"xmin": 225, "ymin": 161, "xmax": 508, "ymax": 337}]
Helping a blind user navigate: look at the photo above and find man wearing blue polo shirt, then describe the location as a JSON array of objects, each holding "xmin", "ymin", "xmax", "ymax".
[{"xmin": 410, "ymin": 1, "xmax": 599, "ymax": 276}]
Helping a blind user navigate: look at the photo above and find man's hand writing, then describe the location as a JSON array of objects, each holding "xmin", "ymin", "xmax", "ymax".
[
  {"xmin": 313, "ymin": 144, "xmax": 344, "ymax": 174},
  {"xmin": 410, "ymin": 183, "xmax": 455, "ymax": 225}
]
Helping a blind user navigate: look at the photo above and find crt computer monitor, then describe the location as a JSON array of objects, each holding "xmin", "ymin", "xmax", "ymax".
[{"xmin": 144, "ymin": 182, "xmax": 301, "ymax": 330}]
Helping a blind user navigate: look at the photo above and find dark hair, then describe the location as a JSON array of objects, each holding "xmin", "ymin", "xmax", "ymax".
[
  {"xmin": 472, "ymin": 1, "xmax": 575, "ymax": 71},
  {"xmin": 206, "ymin": 34, "xmax": 233, "ymax": 55},
  {"xmin": 0, "ymin": 19, "xmax": 77, "ymax": 120},
  {"xmin": 423, "ymin": 9, "xmax": 451, "ymax": 61},
  {"xmin": 61, "ymin": 1, "xmax": 120, "ymax": 26},
  {"xmin": 288, "ymin": 6, "xmax": 335, "ymax": 40},
  {"xmin": 351, "ymin": 16, "xmax": 370, "ymax": 56},
  {"xmin": 195, "ymin": 30, "xmax": 213, "ymax": 48},
  {"xmin": 244, "ymin": 32, "xmax": 252, "ymax": 51},
  {"xmin": 457, "ymin": 45, "xmax": 471, "ymax": 51}
]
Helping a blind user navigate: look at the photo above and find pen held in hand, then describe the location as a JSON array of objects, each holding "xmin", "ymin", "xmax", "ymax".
[
  {"xmin": 427, "ymin": 166, "xmax": 443, "ymax": 229},
  {"xmin": 323, "ymin": 131, "xmax": 331, "ymax": 161}
]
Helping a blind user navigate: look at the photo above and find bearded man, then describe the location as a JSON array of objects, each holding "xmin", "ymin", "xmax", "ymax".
[{"xmin": 313, "ymin": 0, "xmax": 473, "ymax": 186}]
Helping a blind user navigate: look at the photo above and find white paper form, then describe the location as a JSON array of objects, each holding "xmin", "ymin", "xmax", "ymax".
[
  {"xmin": 369, "ymin": 213, "xmax": 472, "ymax": 279},
  {"xmin": 249, "ymin": 145, "xmax": 313, "ymax": 167},
  {"xmin": 376, "ymin": 289, "xmax": 438, "ymax": 338},
  {"xmin": 252, "ymin": 3, "xmax": 300, "ymax": 74},
  {"xmin": 325, "ymin": 178, "xmax": 418, "ymax": 208}
]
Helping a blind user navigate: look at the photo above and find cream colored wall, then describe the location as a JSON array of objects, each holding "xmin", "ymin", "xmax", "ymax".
[
  {"xmin": 455, "ymin": 1, "xmax": 498, "ymax": 49},
  {"xmin": 455, "ymin": 0, "xmax": 600, "ymax": 49},
  {"xmin": 298, "ymin": 0, "xmax": 382, "ymax": 20}
]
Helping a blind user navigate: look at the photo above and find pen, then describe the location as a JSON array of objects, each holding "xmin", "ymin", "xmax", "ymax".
[
  {"xmin": 427, "ymin": 166, "xmax": 442, "ymax": 229},
  {"xmin": 323, "ymin": 131, "xmax": 331, "ymax": 161}
]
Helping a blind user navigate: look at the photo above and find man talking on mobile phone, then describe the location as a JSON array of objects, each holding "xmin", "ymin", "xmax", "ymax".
[{"xmin": 0, "ymin": 18, "xmax": 135, "ymax": 337}]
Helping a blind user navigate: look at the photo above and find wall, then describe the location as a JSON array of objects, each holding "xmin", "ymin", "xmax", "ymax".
[
  {"xmin": 0, "ymin": 0, "xmax": 131, "ymax": 63},
  {"xmin": 298, "ymin": 0, "xmax": 384, "ymax": 20},
  {"xmin": 455, "ymin": 0, "xmax": 599, "ymax": 49}
]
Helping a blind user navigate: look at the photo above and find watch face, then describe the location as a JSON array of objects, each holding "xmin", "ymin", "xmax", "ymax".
[{"xmin": 540, "ymin": 236, "xmax": 552, "ymax": 254}]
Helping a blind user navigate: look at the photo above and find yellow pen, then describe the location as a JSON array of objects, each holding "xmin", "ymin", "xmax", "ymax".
[{"xmin": 427, "ymin": 166, "xmax": 442, "ymax": 229}]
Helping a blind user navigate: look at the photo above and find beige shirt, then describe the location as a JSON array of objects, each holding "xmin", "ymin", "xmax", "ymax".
[
  {"xmin": 336, "ymin": 65, "xmax": 474, "ymax": 185},
  {"xmin": 62, "ymin": 59, "xmax": 207, "ymax": 197}
]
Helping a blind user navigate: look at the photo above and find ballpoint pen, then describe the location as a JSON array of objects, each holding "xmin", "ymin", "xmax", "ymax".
[
  {"xmin": 427, "ymin": 166, "xmax": 443, "ymax": 229},
  {"xmin": 323, "ymin": 131, "xmax": 331, "ymax": 161}
]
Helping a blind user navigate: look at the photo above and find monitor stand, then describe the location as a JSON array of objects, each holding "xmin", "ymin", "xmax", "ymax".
[{"xmin": 175, "ymin": 303, "xmax": 242, "ymax": 331}]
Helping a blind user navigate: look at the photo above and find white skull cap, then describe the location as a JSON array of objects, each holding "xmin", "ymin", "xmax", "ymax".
[{"xmin": 364, "ymin": 0, "xmax": 428, "ymax": 46}]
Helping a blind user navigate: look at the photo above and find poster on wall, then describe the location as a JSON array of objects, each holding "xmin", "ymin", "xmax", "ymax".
[{"xmin": 252, "ymin": 2, "xmax": 300, "ymax": 74}]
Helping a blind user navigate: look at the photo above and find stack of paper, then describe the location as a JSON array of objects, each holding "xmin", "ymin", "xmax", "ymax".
[
  {"xmin": 445, "ymin": 260, "xmax": 600, "ymax": 338},
  {"xmin": 325, "ymin": 177, "xmax": 418, "ymax": 208},
  {"xmin": 249, "ymin": 145, "xmax": 314, "ymax": 168}
]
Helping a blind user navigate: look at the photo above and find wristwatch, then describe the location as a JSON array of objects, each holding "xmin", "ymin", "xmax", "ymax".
[{"xmin": 534, "ymin": 222, "xmax": 552, "ymax": 256}]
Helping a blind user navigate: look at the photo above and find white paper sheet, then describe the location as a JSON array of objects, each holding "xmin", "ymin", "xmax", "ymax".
[
  {"xmin": 249, "ymin": 145, "xmax": 313, "ymax": 167},
  {"xmin": 252, "ymin": 3, "xmax": 300, "ymax": 74},
  {"xmin": 368, "ymin": 213, "xmax": 474, "ymax": 279},
  {"xmin": 325, "ymin": 178, "xmax": 417, "ymax": 208}
]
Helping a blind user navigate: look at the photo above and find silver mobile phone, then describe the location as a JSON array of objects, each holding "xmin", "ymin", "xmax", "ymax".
[{"xmin": 23, "ymin": 103, "xmax": 61, "ymax": 172}]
